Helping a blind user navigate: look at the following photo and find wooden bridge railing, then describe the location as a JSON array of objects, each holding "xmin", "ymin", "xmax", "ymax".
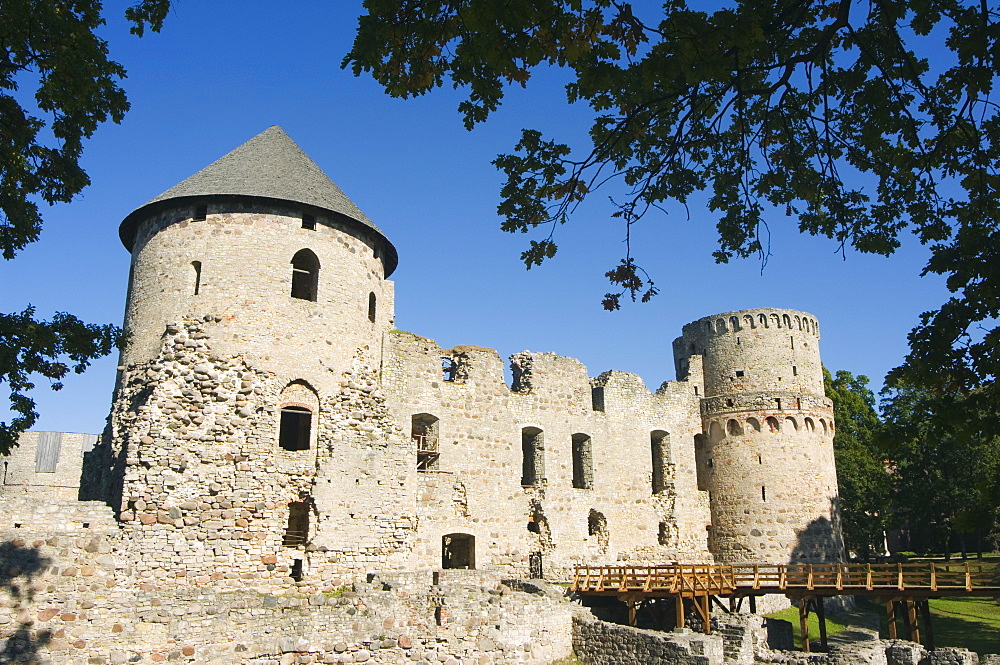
[{"xmin": 571, "ymin": 562, "xmax": 1000, "ymax": 595}]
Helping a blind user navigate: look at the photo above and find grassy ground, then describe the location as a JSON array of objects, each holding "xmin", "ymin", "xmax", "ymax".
[{"xmin": 767, "ymin": 596, "xmax": 1000, "ymax": 656}]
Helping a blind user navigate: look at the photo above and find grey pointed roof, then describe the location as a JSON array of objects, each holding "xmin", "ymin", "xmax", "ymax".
[{"xmin": 119, "ymin": 126, "xmax": 397, "ymax": 274}]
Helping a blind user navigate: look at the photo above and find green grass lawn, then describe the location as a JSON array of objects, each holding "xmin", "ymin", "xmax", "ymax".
[{"xmin": 768, "ymin": 596, "xmax": 1000, "ymax": 656}]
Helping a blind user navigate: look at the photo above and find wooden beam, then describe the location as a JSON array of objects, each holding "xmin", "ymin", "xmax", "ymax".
[
  {"xmin": 800, "ymin": 600, "xmax": 811, "ymax": 653},
  {"xmin": 907, "ymin": 600, "xmax": 920, "ymax": 643},
  {"xmin": 919, "ymin": 599, "xmax": 935, "ymax": 650},
  {"xmin": 886, "ymin": 601, "xmax": 897, "ymax": 639},
  {"xmin": 675, "ymin": 596, "xmax": 685, "ymax": 629},
  {"xmin": 815, "ymin": 597, "xmax": 828, "ymax": 652}
]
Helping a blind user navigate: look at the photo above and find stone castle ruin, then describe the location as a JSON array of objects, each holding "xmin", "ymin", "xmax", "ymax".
[{"xmin": 0, "ymin": 127, "xmax": 847, "ymax": 664}]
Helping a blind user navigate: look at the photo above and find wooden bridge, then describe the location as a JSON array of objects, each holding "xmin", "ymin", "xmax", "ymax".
[{"xmin": 570, "ymin": 562, "xmax": 1000, "ymax": 651}]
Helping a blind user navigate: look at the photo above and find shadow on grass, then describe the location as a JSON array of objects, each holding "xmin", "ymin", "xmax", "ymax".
[{"xmin": 927, "ymin": 599, "xmax": 1000, "ymax": 656}]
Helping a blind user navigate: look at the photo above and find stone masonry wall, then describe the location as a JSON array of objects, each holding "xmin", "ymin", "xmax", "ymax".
[
  {"xmin": 380, "ymin": 332, "xmax": 712, "ymax": 579},
  {"xmin": 1, "ymin": 432, "xmax": 97, "ymax": 501},
  {"xmin": 572, "ymin": 615, "xmax": 724, "ymax": 665}
]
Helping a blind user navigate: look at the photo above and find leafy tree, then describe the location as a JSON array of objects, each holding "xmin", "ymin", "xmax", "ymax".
[
  {"xmin": 0, "ymin": 0, "xmax": 169, "ymax": 454},
  {"xmin": 824, "ymin": 367, "xmax": 889, "ymax": 561},
  {"xmin": 346, "ymin": 0, "xmax": 1000, "ymax": 423},
  {"xmin": 880, "ymin": 382, "xmax": 1000, "ymax": 558}
]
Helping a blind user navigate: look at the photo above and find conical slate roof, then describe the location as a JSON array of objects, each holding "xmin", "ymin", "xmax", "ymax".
[{"xmin": 119, "ymin": 126, "xmax": 397, "ymax": 274}]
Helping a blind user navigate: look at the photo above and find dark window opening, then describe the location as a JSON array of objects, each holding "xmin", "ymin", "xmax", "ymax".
[
  {"xmin": 192, "ymin": 261, "xmax": 202, "ymax": 295},
  {"xmin": 694, "ymin": 385, "xmax": 699, "ymax": 396},
  {"xmin": 412, "ymin": 414, "xmax": 440, "ymax": 471},
  {"xmin": 284, "ymin": 501, "xmax": 309, "ymax": 546},
  {"xmin": 442, "ymin": 533, "xmax": 475, "ymax": 569},
  {"xmin": 693, "ymin": 434, "xmax": 709, "ymax": 491},
  {"xmin": 302, "ymin": 213, "xmax": 316, "ymax": 230},
  {"xmin": 591, "ymin": 386, "xmax": 605, "ymax": 411},
  {"xmin": 658, "ymin": 521, "xmax": 671, "ymax": 546},
  {"xmin": 735, "ymin": 370, "xmax": 744, "ymax": 378},
  {"xmin": 193, "ymin": 204, "xmax": 207, "ymax": 221},
  {"xmin": 651, "ymin": 430, "xmax": 671, "ymax": 494},
  {"xmin": 441, "ymin": 357, "xmax": 456, "ymax": 382},
  {"xmin": 766, "ymin": 416, "xmax": 780, "ymax": 432},
  {"xmin": 792, "ymin": 365, "xmax": 798, "ymax": 376},
  {"xmin": 572, "ymin": 434, "xmax": 593, "ymax": 489},
  {"xmin": 368, "ymin": 292, "xmax": 376, "ymax": 323},
  {"xmin": 521, "ymin": 427, "xmax": 545, "ymax": 486},
  {"xmin": 279, "ymin": 406, "xmax": 312, "ymax": 451},
  {"xmin": 290, "ymin": 559, "xmax": 303, "ymax": 582},
  {"xmin": 707, "ymin": 458, "xmax": 714, "ymax": 468},
  {"xmin": 290, "ymin": 249, "xmax": 320, "ymax": 301},
  {"xmin": 761, "ymin": 486, "xmax": 767, "ymax": 502},
  {"xmin": 726, "ymin": 398, "xmax": 734, "ymax": 407},
  {"xmin": 588, "ymin": 509, "xmax": 609, "ymax": 551},
  {"xmin": 758, "ymin": 454, "xmax": 762, "ymax": 464},
  {"xmin": 774, "ymin": 398, "xmax": 782, "ymax": 410}
]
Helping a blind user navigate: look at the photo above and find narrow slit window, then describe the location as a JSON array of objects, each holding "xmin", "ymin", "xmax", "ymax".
[
  {"xmin": 792, "ymin": 365, "xmax": 798, "ymax": 376},
  {"xmin": 368, "ymin": 292, "xmax": 376, "ymax": 322},
  {"xmin": 290, "ymin": 249, "xmax": 320, "ymax": 301},
  {"xmin": 279, "ymin": 406, "xmax": 312, "ymax": 451},
  {"xmin": 193, "ymin": 204, "xmax": 207, "ymax": 221},
  {"xmin": 761, "ymin": 486, "xmax": 767, "ymax": 502},
  {"xmin": 301, "ymin": 213, "xmax": 316, "ymax": 230},
  {"xmin": 192, "ymin": 261, "xmax": 202, "ymax": 295}
]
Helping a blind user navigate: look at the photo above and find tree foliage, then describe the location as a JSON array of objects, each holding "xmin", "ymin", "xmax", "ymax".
[
  {"xmin": 880, "ymin": 382, "xmax": 1000, "ymax": 557},
  {"xmin": 346, "ymin": 0, "xmax": 1000, "ymax": 415},
  {"xmin": 0, "ymin": 0, "xmax": 168, "ymax": 454},
  {"xmin": 824, "ymin": 367, "xmax": 889, "ymax": 561}
]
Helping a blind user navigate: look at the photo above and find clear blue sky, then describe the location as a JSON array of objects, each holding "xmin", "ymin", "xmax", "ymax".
[{"xmin": 0, "ymin": 1, "xmax": 950, "ymax": 435}]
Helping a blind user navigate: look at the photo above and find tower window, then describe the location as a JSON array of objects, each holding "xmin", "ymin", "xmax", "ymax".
[
  {"xmin": 368, "ymin": 292, "xmax": 376, "ymax": 322},
  {"xmin": 301, "ymin": 213, "xmax": 316, "ymax": 230},
  {"xmin": 735, "ymin": 370, "xmax": 744, "ymax": 378},
  {"xmin": 290, "ymin": 249, "xmax": 320, "ymax": 301},
  {"xmin": 193, "ymin": 204, "xmax": 207, "ymax": 221},
  {"xmin": 441, "ymin": 357, "xmax": 456, "ymax": 382},
  {"xmin": 761, "ymin": 486, "xmax": 767, "ymax": 502},
  {"xmin": 279, "ymin": 406, "xmax": 312, "ymax": 451},
  {"xmin": 792, "ymin": 365, "xmax": 798, "ymax": 376},
  {"xmin": 284, "ymin": 501, "xmax": 310, "ymax": 546}
]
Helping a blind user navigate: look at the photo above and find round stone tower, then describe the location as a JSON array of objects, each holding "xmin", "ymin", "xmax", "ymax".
[
  {"xmin": 672, "ymin": 308, "xmax": 844, "ymax": 564},
  {"xmin": 117, "ymin": 126, "xmax": 397, "ymax": 391}
]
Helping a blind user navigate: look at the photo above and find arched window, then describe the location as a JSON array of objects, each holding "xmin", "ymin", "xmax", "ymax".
[
  {"xmin": 747, "ymin": 417, "xmax": 761, "ymax": 432},
  {"xmin": 784, "ymin": 416, "xmax": 799, "ymax": 431},
  {"xmin": 521, "ymin": 427, "xmax": 545, "ymax": 486},
  {"xmin": 572, "ymin": 433, "xmax": 593, "ymax": 489},
  {"xmin": 412, "ymin": 414, "xmax": 440, "ymax": 471},
  {"xmin": 758, "ymin": 313, "xmax": 768, "ymax": 328},
  {"xmin": 716, "ymin": 319, "xmax": 727, "ymax": 334},
  {"xmin": 278, "ymin": 381, "xmax": 318, "ymax": 451},
  {"xmin": 727, "ymin": 419, "xmax": 743, "ymax": 436},
  {"xmin": 290, "ymin": 249, "xmax": 320, "ymax": 301},
  {"xmin": 744, "ymin": 314, "xmax": 756, "ymax": 329},
  {"xmin": 730, "ymin": 316, "xmax": 740, "ymax": 331},
  {"xmin": 651, "ymin": 430, "xmax": 671, "ymax": 494},
  {"xmin": 783, "ymin": 314, "xmax": 792, "ymax": 328},
  {"xmin": 804, "ymin": 417, "xmax": 816, "ymax": 432},
  {"xmin": 368, "ymin": 292, "xmax": 377, "ymax": 322},
  {"xmin": 279, "ymin": 407, "xmax": 312, "ymax": 451},
  {"xmin": 765, "ymin": 416, "xmax": 780, "ymax": 433}
]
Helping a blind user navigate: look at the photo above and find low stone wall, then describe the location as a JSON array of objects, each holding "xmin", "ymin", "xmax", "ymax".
[{"xmin": 571, "ymin": 614, "xmax": 724, "ymax": 665}]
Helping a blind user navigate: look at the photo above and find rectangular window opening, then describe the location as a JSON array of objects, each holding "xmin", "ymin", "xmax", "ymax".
[
  {"xmin": 302, "ymin": 214, "xmax": 316, "ymax": 230},
  {"xmin": 761, "ymin": 486, "xmax": 767, "ymax": 502},
  {"xmin": 735, "ymin": 370, "xmax": 745, "ymax": 378},
  {"xmin": 279, "ymin": 407, "xmax": 312, "ymax": 451},
  {"xmin": 193, "ymin": 204, "xmax": 207, "ymax": 221}
]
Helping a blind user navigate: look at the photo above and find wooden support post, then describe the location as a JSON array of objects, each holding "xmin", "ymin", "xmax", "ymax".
[
  {"xmin": 702, "ymin": 594, "xmax": 712, "ymax": 635},
  {"xmin": 919, "ymin": 599, "xmax": 935, "ymax": 650},
  {"xmin": 907, "ymin": 600, "xmax": 920, "ymax": 644},
  {"xmin": 675, "ymin": 596, "xmax": 685, "ymax": 629},
  {"xmin": 886, "ymin": 601, "xmax": 897, "ymax": 639},
  {"xmin": 749, "ymin": 595, "xmax": 757, "ymax": 614},
  {"xmin": 800, "ymin": 600, "xmax": 811, "ymax": 653},
  {"xmin": 628, "ymin": 598, "xmax": 637, "ymax": 626},
  {"xmin": 816, "ymin": 597, "xmax": 828, "ymax": 652}
]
